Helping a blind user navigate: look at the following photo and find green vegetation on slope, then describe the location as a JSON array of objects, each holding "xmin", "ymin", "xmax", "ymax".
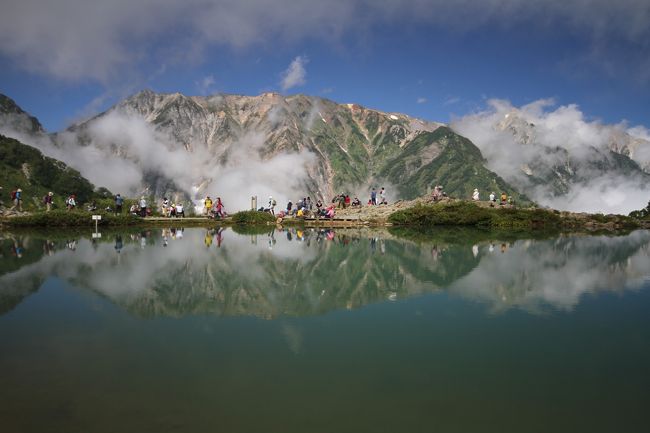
[
  {"xmin": 0, "ymin": 134, "xmax": 108, "ymax": 209},
  {"xmin": 379, "ymin": 127, "xmax": 530, "ymax": 204}
]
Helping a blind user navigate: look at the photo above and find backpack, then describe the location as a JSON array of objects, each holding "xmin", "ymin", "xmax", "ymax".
[
  {"xmin": 10, "ymin": 190, "xmax": 16, "ymax": 200},
  {"xmin": 272, "ymin": 199, "xmax": 277, "ymax": 206},
  {"xmin": 43, "ymin": 195, "xmax": 48, "ymax": 204}
]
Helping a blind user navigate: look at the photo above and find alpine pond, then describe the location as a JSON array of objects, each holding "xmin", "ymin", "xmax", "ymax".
[{"xmin": 1, "ymin": 227, "xmax": 649, "ymax": 433}]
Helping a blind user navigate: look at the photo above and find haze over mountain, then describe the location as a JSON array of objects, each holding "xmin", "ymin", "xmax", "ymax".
[
  {"xmin": 0, "ymin": 91, "xmax": 527, "ymax": 210},
  {"xmin": 2, "ymin": 90, "xmax": 649, "ymax": 213}
]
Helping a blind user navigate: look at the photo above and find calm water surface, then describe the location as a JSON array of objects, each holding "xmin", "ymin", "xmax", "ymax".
[{"xmin": 1, "ymin": 227, "xmax": 649, "ymax": 433}]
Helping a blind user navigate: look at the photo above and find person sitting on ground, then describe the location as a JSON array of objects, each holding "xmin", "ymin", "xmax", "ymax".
[
  {"xmin": 316, "ymin": 199, "xmax": 323, "ymax": 212},
  {"xmin": 176, "ymin": 202, "xmax": 185, "ymax": 218},
  {"xmin": 326, "ymin": 205, "xmax": 336, "ymax": 219},
  {"xmin": 500, "ymin": 192, "xmax": 507, "ymax": 205},
  {"xmin": 344, "ymin": 195, "xmax": 351, "ymax": 208},
  {"xmin": 129, "ymin": 203, "xmax": 139, "ymax": 215},
  {"xmin": 489, "ymin": 192, "xmax": 496, "ymax": 202},
  {"xmin": 351, "ymin": 197, "xmax": 361, "ymax": 207},
  {"xmin": 287, "ymin": 200, "xmax": 293, "ymax": 214},
  {"xmin": 169, "ymin": 204, "xmax": 176, "ymax": 217}
]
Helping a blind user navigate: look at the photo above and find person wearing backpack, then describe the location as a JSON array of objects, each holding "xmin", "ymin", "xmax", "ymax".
[
  {"xmin": 114, "ymin": 194, "xmax": 124, "ymax": 214},
  {"xmin": 10, "ymin": 188, "xmax": 22, "ymax": 211}
]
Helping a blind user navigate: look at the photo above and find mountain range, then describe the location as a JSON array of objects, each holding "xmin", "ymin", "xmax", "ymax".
[{"xmin": 1, "ymin": 90, "xmax": 648, "ymax": 211}]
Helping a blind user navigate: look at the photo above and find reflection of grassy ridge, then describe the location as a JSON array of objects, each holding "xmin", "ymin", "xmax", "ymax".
[
  {"xmin": 230, "ymin": 224, "xmax": 276, "ymax": 235},
  {"xmin": 389, "ymin": 226, "xmax": 560, "ymax": 245},
  {"xmin": 230, "ymin": 210, "xmax": 276, "ymax": 225}
]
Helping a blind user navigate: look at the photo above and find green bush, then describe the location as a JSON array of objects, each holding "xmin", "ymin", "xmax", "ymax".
[{"xmin": 230, "ymin": 210, "xmax": 275, "ymax": 225}]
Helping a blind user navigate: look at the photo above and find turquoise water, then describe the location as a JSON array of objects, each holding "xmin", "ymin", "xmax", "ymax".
[{"xmin": 1, "ymin": 227, "xmax": 649, "ymax": 432}]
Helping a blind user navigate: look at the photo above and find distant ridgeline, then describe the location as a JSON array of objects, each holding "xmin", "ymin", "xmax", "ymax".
[{"xmin": 0, "ymin": 135, "xmax": 110, "ymax": 209}]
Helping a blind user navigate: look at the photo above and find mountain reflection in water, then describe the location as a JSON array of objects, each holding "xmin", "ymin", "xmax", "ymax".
[{"xmin": 1, "ymin": 227, "xmax": 649, "ymax": 318}]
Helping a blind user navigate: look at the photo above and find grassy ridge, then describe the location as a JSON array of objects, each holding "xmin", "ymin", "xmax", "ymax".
[
  {"xmin": 387, "ymin": 201, "xmax": 640, "ymax": 230},
  {"xmin": 3, "ymin": 210, "xmax": 142, "ymax": 227}
]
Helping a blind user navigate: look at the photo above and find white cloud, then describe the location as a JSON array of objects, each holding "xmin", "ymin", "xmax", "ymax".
[
  {"xmin": 1, "ymin": 1, "xmax": 648, "ymax": 82},
  {"xmin": 443, "ymin": 96, "xmax": 460, "ymax": 105},
  {"xmin": 416, "ymin": 97, "xmax": 427, "ymax": 104},
  {"xmin": 281, "ymin": 56, "xmax": 308, "ymax": 92},
  {"xmin": 451, "ymin": 98, "xmax": 650, "ymax": 214}
]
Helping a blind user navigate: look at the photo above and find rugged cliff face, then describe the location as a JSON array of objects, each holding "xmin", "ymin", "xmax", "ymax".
[
  {"xmin": 3, "ymin": 90, "xmax": 646, "ymax": 210},
  {"xmin": 54, "ymin": 90, "xmax": 528, "ymax": 203}
]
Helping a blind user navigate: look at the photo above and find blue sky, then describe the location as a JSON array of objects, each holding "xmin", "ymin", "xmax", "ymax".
[{"xmin": 1, "ymin": 0, "xmax": 649, "ymax": 132}]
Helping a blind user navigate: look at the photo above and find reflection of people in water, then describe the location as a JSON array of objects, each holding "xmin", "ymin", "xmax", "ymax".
[
  {"xmin": 472, "ymin": 244, "xmax": 479, "ymax": 257},
  {"xmin": 12, "ymin": 240, "xmax": 24, "ymax": 258},
  {"xmin": 489, "ymin": 243, "xmax": 495, "ymax": 253},
  {"xmin": 215, "ymin": 228, "xmax": 224, "ymax": 248},
  {"xmin": 43, "ymin": 239, "xmax": 55, "ymax": 256},
  {"xmin": 431, "ymin": 245, "xmax": 441, "ymax": 261},
  {"xmin": 501, "ymin": 243, "xmax": 507, "ymax": 253},
  {"xmin": 204, "ymin": 230, "xmax": 213, "ymax": 248},
  {"xmin": 114, "ymin": 235, "xmax": 123, "ymax": 253}
]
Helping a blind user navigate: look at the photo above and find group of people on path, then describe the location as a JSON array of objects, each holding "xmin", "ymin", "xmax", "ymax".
[
  {"xmin": 369, "ymin": 187, "xmax": 388, "ymax": 205},
  {"xmin": 473, "ymin": 189, "xmax": 513, "ymax": 206},
  {"xmin": 203, "ymin": 196, "xmax": 225, "ymax": 219}
]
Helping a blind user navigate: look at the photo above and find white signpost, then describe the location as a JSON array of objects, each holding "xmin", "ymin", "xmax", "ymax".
[{"xmin": 92, "ymin": 215, "xmax": 102, "ymax": 238}]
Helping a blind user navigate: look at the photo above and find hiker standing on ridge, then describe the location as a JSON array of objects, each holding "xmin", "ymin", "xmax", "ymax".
[
  {"xmin": 370, "ymin": 188, "xmax": 377, "ymax": 205},
  {"xmin": 268, "ymin": 196, "xmax": 276, "ymax": 215},
  {"xmin": 115, "ymin": 194, "xmax": 124, "ymax": 214},
  {"xmin": 44, "ymin": 192, "xmax": 53, "ymax": 212},
  {"xmin": 472, "ymin": 188, "xmax": 480, "ymax": 201},
  {"xmin": 10, "ymin": 188, "xmax": 22, "ymax": 211},
  {"xmin": 139, "ymin": 196, "xmax": 147, "ymax": 217},
  {"xmin": 379, "ymin": 187, "xmax": 387, "ymax": 205}
]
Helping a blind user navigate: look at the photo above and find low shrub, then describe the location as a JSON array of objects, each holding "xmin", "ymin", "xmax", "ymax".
[{"xmin": 230, "ymin": 210, "xmax": 275, "ymax": 225}]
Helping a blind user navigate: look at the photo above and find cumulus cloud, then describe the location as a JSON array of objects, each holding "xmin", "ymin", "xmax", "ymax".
[
  {"xmin": 451, "ymin": 98, "xmax": 650, "ymax": 214},
  {"xmin": 1, "ymin": 1, "xmax": 648, "ymax": 82},
  {"xmin": 281, "ymin": 56, "xmax": 308, "ymax": 92}
]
